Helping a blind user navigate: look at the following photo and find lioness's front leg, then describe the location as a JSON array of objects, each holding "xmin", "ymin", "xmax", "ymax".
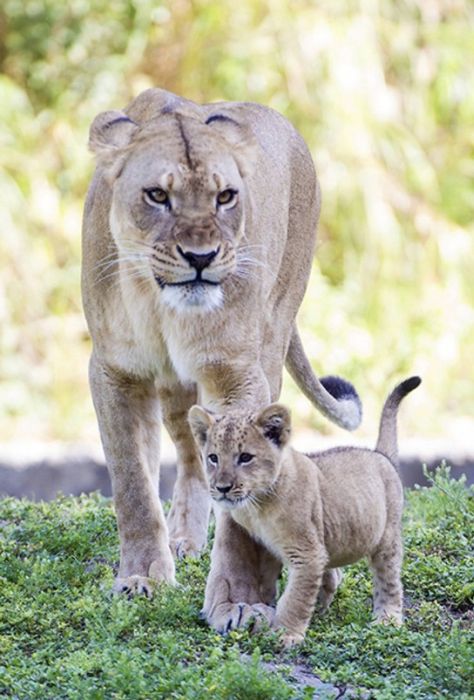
[
  {"xmin": 202, "ymin": 510, "xmax": 280, "ymax": 632},
  {"xmin": 90, "ymin": 354, "xmax": 175, "ymax": 594},
  {"xmin": 158, "ymin": 383, "xmax": 210, "ymax": 559}
]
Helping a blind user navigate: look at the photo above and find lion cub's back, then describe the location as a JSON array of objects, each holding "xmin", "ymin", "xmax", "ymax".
[{"xmin": 309, "ymin": 447, "xmax": 403, "ymax": 566}]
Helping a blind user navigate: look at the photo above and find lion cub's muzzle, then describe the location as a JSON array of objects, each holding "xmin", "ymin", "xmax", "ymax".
[{"xmin": 210, "ymin": 480, "xmax": 249, "ymax": 508}]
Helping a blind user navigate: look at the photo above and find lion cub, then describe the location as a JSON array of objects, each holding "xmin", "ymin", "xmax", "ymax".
[{"xmin": 189, "ymin": 377, "xmax": 421, "ymax": 647}]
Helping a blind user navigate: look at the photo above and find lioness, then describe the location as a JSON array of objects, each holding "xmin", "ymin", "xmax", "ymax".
[
  {"xmin": 82, "ymin": 88, "xmax": 362, "ymax": 622},
  {"xmin": 189, "ymin": 376, "xmax": 421, "ymax": 646}
]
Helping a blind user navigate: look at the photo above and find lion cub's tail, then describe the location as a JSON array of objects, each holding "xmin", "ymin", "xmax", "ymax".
[
  {"xmin": 285, "ymin": 326, "xmax": 363, "ymax": 431},
  {"xmin": 376, "ymin": 376, "xmax": 421, "ymax": 466}
]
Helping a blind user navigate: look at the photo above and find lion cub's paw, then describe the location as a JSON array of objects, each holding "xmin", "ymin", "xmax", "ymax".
[{"xmin": 205, "ymin": 602, "xmax": 275, "ymax": 634}]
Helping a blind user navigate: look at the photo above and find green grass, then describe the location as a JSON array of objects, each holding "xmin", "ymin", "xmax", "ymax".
[{"xmin": 0, "ymin": 466, "xmax": 472, "ymax": 699}]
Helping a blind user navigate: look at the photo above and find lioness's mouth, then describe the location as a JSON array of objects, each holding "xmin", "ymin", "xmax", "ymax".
[{"xmin": 154, "ymin": 274, "xmax": 220, "ymax": 289}]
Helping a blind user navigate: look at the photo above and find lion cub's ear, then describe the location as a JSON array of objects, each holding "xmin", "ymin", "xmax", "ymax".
[
  {"xmin": 88, "ymin": 110, "xmax": 139, "ymax": 176},
  {"xmin": 188, "ymin": 405, "xmax": 215, "ymax": 448},
  {"xmin": 256, "ymin": 404, "xmax": 291, "ymax": 448}
]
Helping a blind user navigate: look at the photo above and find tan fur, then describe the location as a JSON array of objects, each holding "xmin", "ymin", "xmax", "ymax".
[
  {"xmin": 82, "ymin": 88, "xmax": 362, "ymax": 601},
  {"xmin": 189, "ymin": 377, "xmax": 420, "ymax": 646}
]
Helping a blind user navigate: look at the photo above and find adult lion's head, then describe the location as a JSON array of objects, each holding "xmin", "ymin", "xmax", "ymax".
[{"xmin": 89, "ymin": 109, "xmax": 257, "ymax": 312}]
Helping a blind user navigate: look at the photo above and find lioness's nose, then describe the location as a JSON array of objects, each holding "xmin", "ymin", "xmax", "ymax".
[
  {"xmin": 216, "ymin": 483, "xmax": 233, "ymax": 494},
  {"xmin": 177, "ymin": 246, "xmax": 218, "ymax": 272}
]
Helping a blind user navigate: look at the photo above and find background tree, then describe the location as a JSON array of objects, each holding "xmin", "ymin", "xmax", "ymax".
[{"xmin": 1, "ymin": 0, "xmax": 472, "ymax": 443}]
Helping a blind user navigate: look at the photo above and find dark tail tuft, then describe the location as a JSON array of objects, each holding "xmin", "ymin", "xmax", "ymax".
[
  {"xmin": 320, "ymin": 375, "xmax": 361, "ymax": 403},
  {"xmin": 394, "ymin": 376, "xmax": 422, "ymax": 399}
]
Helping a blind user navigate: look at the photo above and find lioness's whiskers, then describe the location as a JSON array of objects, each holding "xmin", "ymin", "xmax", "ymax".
[
  {"xmin": 96, "ymin": 265, "xmax": 152, "ymax": 286},
  {"xmin": 236, "ymin": 255, "xmax": 277, "ymax": 282}
]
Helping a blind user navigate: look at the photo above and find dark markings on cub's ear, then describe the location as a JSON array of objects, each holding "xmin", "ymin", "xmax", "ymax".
[{"xmin": 256, "ymin": 404, "xmax": 291, "ymax": 448}]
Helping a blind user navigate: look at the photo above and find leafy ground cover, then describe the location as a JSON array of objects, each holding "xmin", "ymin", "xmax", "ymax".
[{"xmin": 0, "ymin": 466, "xmax": 472, "ymax": 699}]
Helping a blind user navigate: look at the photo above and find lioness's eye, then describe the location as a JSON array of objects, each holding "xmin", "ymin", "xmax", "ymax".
[
  {"xmin": 216, "ymin": 189, "xmax": 237, "ymax": 206},
  {"xmin": 208, "ymin": 453, "xmax": 219, "ymax": 465},
  {"xmin": 238, "ymin": 453, "xmax": 254, "ymax": 464},
  {"xmin": 144, "ymin": 188, "xmax": 170, "ymax": 207}
]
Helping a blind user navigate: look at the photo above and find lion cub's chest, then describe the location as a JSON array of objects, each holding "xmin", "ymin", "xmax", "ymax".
[{"xmin": 231, "ymin": 508, "xmax": 285, "ymax": 562}]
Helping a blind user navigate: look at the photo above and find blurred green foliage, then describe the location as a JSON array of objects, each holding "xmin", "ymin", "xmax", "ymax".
[{"xmin": 1, "ymin": 0, "xmax": 473, "ymax": 442}]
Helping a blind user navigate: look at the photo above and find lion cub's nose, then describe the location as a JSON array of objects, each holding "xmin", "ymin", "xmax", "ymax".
[
  {"xmin": 177, "ymin": 246, "xmax": 218, "ymax": 272},
  {"xmin": 216, "ymin": 484, "xmax": 233, "ymax": 494}
]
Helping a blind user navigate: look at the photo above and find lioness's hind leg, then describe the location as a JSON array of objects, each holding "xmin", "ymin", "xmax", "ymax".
[
  {"xmin": 369, "ymin": 534, "xmax": 403, "ymax": 626},
  {"xmin": 159, "ymin": 383, "xmax": 210, "ymax": 559},
  {"xmin": 317, "ymin": 568, "xmax": 343, "ymax": 613}
]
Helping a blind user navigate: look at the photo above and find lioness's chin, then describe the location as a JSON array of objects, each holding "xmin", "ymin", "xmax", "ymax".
[{"xmin": 160, "ymin": 284, "xmax": 224, "ymax": 313}]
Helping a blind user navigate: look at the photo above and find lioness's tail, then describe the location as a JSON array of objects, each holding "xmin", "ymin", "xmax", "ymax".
[
  {"xmin": 285, "ymin": 327, "xmax": 362, "ymax": 431},
  {"xmin": 376, "ymin": 376, "xmax": 421, "ymax": 465}
]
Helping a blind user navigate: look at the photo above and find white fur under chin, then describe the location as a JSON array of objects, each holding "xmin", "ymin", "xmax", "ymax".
[{"xmin": 160, "ymin": 284, "xmax": 224, "ymax": 313}]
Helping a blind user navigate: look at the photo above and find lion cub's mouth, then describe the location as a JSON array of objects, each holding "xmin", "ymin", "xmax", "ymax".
[{"xmin": 212, "ymin": 493, "xmax": 250, "ymax": 509}]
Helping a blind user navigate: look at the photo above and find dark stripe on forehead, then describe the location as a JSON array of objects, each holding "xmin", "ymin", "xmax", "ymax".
[{"xmin": 175, "ymin": 115, "xmax": 193, "ymax": 169}]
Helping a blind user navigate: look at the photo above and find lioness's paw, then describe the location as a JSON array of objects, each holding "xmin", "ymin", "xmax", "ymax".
[
  {"xmin": 280, "ymin": 630, "xmax": 305, "ymax": 648},
  {"xmin": 169, "ymin": 537, "xmax": 202, "ymax": 560},
  {"xmin": 373, "ymin": 610, "xmax": 403, "ymax": 627},
  {"xmin": 113, "ymin": 575, "xmax": 158, "ymax": 599},
  {"xmin": 204, "ymin": 602, "xmax": 275, "ymax": 634},
  {"xmin": 113, "ymin": 556, "xmax": 176, "ymax": 598}
]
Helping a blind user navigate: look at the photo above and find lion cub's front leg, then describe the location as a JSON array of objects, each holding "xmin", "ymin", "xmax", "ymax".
[{"xmin": 273, "ymin": 544, "xmax": 328, "ymax": 648}]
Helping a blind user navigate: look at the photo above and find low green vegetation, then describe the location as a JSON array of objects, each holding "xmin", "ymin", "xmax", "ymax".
[{"xmin": 1, "ymin": 466, "xmax": 472, "ymax": 699}]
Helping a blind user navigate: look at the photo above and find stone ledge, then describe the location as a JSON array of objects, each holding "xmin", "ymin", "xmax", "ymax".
[{"xmin": 0, "ymin": 438, "xmax": 472, "ymax": 501}]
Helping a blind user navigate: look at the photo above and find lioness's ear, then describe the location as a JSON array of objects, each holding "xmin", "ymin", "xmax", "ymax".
[
  {"xmin": 188, "ymin": 405, "xmax": 215, "ymax": 448},
  {"xmin": 256, "ymin": 404, "xmax": 291, "ymax": 448},
  {"xmin": 205, "ymin": 114, "xmax": 258, "ymax": 178},
  {"xmin": 88, "ymin": 110, "xmax": 139, "ymax": 160}
]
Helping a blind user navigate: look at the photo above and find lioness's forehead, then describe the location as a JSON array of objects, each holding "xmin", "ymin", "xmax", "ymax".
[{"xmin": 129, "ymin": 116, "xmax": 239, "ymax": 174}]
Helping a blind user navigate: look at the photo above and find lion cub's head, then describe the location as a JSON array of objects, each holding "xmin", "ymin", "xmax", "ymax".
[
  {"xmin": 188, "ymin": 404, "xmax": 291, "ymax": 509},
  {"xmin": 89, "ymin": 107, "xmax": 258, "ymax": 312}
]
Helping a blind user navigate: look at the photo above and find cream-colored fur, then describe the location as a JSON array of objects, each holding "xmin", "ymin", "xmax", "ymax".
[
  {"xmin": 189, "ymin": 377, "xmax": 420, "ymax": 646},
  {"xmin": 82, "ymin": 88, "xmax": 362, "ymax": 603}
]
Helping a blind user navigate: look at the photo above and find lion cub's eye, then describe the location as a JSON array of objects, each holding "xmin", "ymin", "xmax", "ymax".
[
  {"xmin": 144, "ymin": 188, "xmax": 170, "ymax": 208},
  {"xmin": 216, "ymin": 189, "xmax": 237, "ymax": 207},
  {"xmin": 207, "ymin": 453, "xmax": 219, "ymax": 465},
  {"xmin": 238, "ymin": 453, "xmax": 254, "ymax": 465}
]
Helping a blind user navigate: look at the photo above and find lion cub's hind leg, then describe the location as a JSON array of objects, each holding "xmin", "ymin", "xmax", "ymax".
[
  {"xmin": 317, "ymin": 568, "xmax": 344, "ymax": 614},
  {"xmin": 159, "ymin": 384, "xmax": 211, "ymax": 559},
  {"xmin": 369, "ymin": 533, "xmax": 403, "ymax": 626}
]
